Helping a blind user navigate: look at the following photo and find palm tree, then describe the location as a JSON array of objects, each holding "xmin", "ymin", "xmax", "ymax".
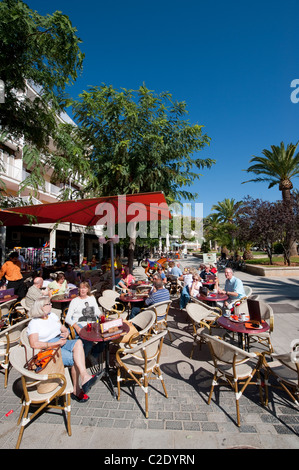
[
  {"xmin": 243, "ymin": 141, "xmax": 299, "ymax": 257},
  {"xmin": 211, "ymin": 198, "xmax": 242, "ymax": 224},
  {"xmin": 243, "ymin": 142, "xmax": 299, "ymax": 202},
  {"xmin": 210, "ymin": 198, "xmax": 242, "ymax": 255}
]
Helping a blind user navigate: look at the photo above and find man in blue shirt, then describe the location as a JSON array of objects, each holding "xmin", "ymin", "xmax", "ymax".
[
  {"xmin": 129, "ymin": 279, "xmax": 170, "ymax": 319},
  {"xmin": 218, "ymin": 268, "xmax": 245, "ymax": 309},
  {"xmin": 171, "ymin": 263, "xmax": 182, "ymax": 277}
]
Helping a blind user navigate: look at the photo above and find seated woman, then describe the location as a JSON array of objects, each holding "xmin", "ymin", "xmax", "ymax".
[
  {"xmin": 48, "ymin": 272, "xmax": 68, "ymax": 296},
  {"xmin": 27, "ymin": 297, "xmax": 98, "ymax": 403},
  {"xmin": 65, "ymin": 281, "xmax": 104, "ymax": 364},
  {"xmin": 156, "ymin": 266, "xmax": 167, "ymax": 284},
  {"xmin": 179, "ymin": 273, "xmax": 202, "ymax": 310},
  {"xmin": 190, "ymin": 274, "xmax": 202, "ymax": 298},
  {"xmin": 116, "ymin": 269, "xmax": 136, "ymax": 293}
]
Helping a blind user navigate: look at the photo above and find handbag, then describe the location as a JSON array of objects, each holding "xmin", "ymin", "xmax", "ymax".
[{"xmin": 24, "ymin": 346, "xmax": 65, "ymax": 394}]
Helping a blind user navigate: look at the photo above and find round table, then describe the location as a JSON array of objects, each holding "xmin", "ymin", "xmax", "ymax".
[
  {"xmin": 217, "ymin": 315, "xmax": 270, "ymax": 351},
  {"xmin": 79, "ymin": 321, "xmax": 130, "ymax": 398},
  {"xmin": 119, "ymin": 294, "xmax": 148, "ymax": 303},
  {"xmin": 197, "ymin": 293, "xmax": 228, "ymax": 305}
]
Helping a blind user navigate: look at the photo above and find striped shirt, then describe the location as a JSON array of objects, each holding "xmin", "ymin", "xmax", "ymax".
[{"xmin": 145, "ymin": 287, "xmax": 170, "ymax": 306}]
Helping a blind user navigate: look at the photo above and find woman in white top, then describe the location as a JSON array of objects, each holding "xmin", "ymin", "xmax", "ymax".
[
  {"xmin": 27, "ymin": 296, "xmax": 98, "ymax": 403},
  {"xmin": 65, "ymin": 281, "xmax": 103, "ymax": 361},
  {"xmin": 189, "ymin": 274, "xmax": 202, "ymax": 298}
]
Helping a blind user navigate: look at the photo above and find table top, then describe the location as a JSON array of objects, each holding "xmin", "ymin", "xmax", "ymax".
[
  {"xmin": 0, "ymin": 295, "xmax": 18, "ymax": 304},
  {"xmin": 79, "ymin": 321, "xmax": 130, "ymax": 342},
  {"xmin": 130, "ymin": 282, "xmax": 151, "ymax": 289},
  {"xmin": 217, "ymin": 315, "xmax": 270, "ymax": 334},
  {"xmin": 197, "ymin": 293, "xmax": 228, "ymax": 302},
  {"xmin": 51, "ymin": 295, "xmax": 77, "ymax": 303},
  {"xmin": 119, "ymin": 294, "xmax": 148, "ymax": 303}
]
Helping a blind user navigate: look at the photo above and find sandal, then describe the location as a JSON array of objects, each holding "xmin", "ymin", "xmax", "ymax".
[
  {"xmin": 71, "ymin": 391, "xmax": 90, "ymax": 403},
  {"xmin": 82, "ymin": 374, "xmax": 98, "ymax": 394}
]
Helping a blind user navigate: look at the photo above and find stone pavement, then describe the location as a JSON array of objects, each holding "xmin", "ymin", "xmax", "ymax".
[{"xmin": 1, "ymin": 256, "xmax": 299, "ymax": 451}]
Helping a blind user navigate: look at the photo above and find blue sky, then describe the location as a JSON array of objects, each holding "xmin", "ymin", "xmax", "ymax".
[{"xmin": 25, "ymin": 0, "xmax": 299, "ymax": 217}]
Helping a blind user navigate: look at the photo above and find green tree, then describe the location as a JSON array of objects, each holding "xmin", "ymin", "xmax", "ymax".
[
  {"xmin": 243, "ymin": 141, "xmax": 299, "ymax": 255},
  {"xmin": 73, "ymin": 84, "xmax": 215, "ymax": 271},
  {"xmin": 243, "ymin": 142, "xmax": 299, "ymax": 201},
  {"xmin": 211, "ymin": 198, "xmax": 242, "ymax": 224},
  {"xmin": 210, "ymin": 198, "xmax": 242, "ymax": 255},
  {"xmin": 0, "ymin": 0, "xmax": 84, "ymax": 150}
]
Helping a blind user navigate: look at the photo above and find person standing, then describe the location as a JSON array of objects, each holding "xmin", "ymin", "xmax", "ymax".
[{"xmin": 0, "ymin": 251, "xmax": 26, "ymax": 300}]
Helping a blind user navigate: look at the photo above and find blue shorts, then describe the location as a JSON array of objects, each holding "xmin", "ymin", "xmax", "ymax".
[{"xmin": 48, "ymin": 336, "xmax": 78, "ymax": 367}]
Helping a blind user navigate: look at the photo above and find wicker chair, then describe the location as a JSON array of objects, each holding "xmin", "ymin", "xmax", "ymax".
[
  {"xmin": 146, "ymin": 300, "xmax": 172, "ymax": 341},
  {"xmin": 102, "ymin": 289, "xmax": 120, "ymax": 301},
  {"xmin": 119, "ymin": 309, "xmax": 156, "ymax": 349},
  {"xmin": 186, "ymin": 302, "xmax": 227, "ymax": 358},
  {"xmin": 202, "ymin": 333, "xmax": 265, "ymax": 426},
  {"xmin": 263, "ymin": 342, "xmax": 299, "ymax": 408},
  {"xmin": 116, "ymin": 330, "xmax": 168, "ymax": 418},
  {"xmin": 249, "ymin": 301, "xmax": 274, "ymax": 354},
  {"xmin": 0, "ymin": 317, "xmax": 30, "ymax": 388},
  {"xmin": 10, "ymin": 343, "xmax": 73, "ymax": 449},
  {"xmin": 98, "ymin": 296, "xmax": 127, "ymax": 320}
]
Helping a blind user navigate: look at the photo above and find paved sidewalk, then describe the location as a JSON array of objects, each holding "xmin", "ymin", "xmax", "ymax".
[{"xmin": 1, "ymin": 256, "xmax": 299, "ymax": 450}]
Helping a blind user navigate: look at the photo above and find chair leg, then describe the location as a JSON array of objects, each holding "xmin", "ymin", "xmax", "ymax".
[
  {"xmin": 208, "ymin": 371, "xmax": 217, "ymax": 404},
  {"xmin": 234, "ymin": 380, "xmax": 241, "ymax": 426},
  {"xmin": 4, "ymin": 359, "xmax": 9, "ymax": 388},
  {"xmin": 143, "ymin": 373, "xmax": 149, "ymax": 418},
  {"xmin": 65, "ymin": 393, "xmax": 72, "ymax": 436},
  {"xmin": 117, "ymin": 367, "xmax": 121, "ymax": 400},
  {"xmin": 16, "ymin": 403, "xmax": 29, "ymax": 449},
  {"xmin": 155, "ymin": 365, "xmax": 168, "ymax": 398}
]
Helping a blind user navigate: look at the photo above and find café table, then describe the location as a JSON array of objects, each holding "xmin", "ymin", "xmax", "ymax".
[
  {"xmin": 217, "ymin": 315, "xmax": 270, "ymax": 351},
  {"xmin": 196, "ymin": 292, "xmax": 228, "ymax": 306},
  {"xmin": 119, "ymin": 293, "xmax": 148, "ymax": 314},
  {"xmin": 202, "ymin": 280, "xmax": 215, "ymax": 290},
  {"xmin": 79, "ymin": 321, "xmax": 130, "ymax": 398},
  {"xmin": 0, "ymin": 295, "xmax": 18, "ymax": 304}
]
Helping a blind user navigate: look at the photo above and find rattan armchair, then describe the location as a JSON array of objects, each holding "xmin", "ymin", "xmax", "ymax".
[
  {"xmin": 116, "ymin": 330, "xmax": 168, "ymax": 418},
  {"xmin": 263, "ymin": 342, "xmax": 299, "ymax": 408},
  {"xmin": 146, "ymin": 300, "xmax": 172, "ymax": 340},
  {"xmin": 249, "ymin": 300, "xmax": 274, "ymax": 354},
  {"xmin": 10, "ymin": 344, "xmax": 72, "ymax": 449},
  {"xmin": 202, "ymin": 333, "xmax": 265, "ymax": 426},
  {"xmin": 0, "ymin": 317, "xmax": 30, "ymax": 388},
  {"xmin": 98, "ymin": 296, "xmax": 127, "ymax": 320},
  {"xmin": 186, "ymin": 302, "xmax": 226, "ymax": 359}
]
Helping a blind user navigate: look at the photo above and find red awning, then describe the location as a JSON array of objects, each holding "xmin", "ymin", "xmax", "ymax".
[
  {"xmin": 0, "ymin": 208, "xmax": 55, "ymax": 226},
  {"xmin": 5, "ymin": 192, "xmax": 171, "ymax": 226}
]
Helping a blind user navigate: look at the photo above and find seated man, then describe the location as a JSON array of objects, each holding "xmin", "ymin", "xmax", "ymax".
[
  {"xmin": 217, "ymin": 268, "xmax": 245, "ymax": 309},
  {"xmin": 170, "ymin": 263, "xmax": 182, "ymax": 278},
  {"xmin": 129, "ymin": 279, "xmax": 170, "ymax": 319},
  {"xmin": 25, "ymin": 277, "xmax": 51, "ymax": 310},
  {"xmin": 200, "ymin": 264, "xmax": 215, "ymax": 281}
]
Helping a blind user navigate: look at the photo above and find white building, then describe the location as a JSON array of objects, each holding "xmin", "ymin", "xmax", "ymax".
[{"xmin": 0, "ymin": 82, "xmax": 102, "ymax": 266}]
